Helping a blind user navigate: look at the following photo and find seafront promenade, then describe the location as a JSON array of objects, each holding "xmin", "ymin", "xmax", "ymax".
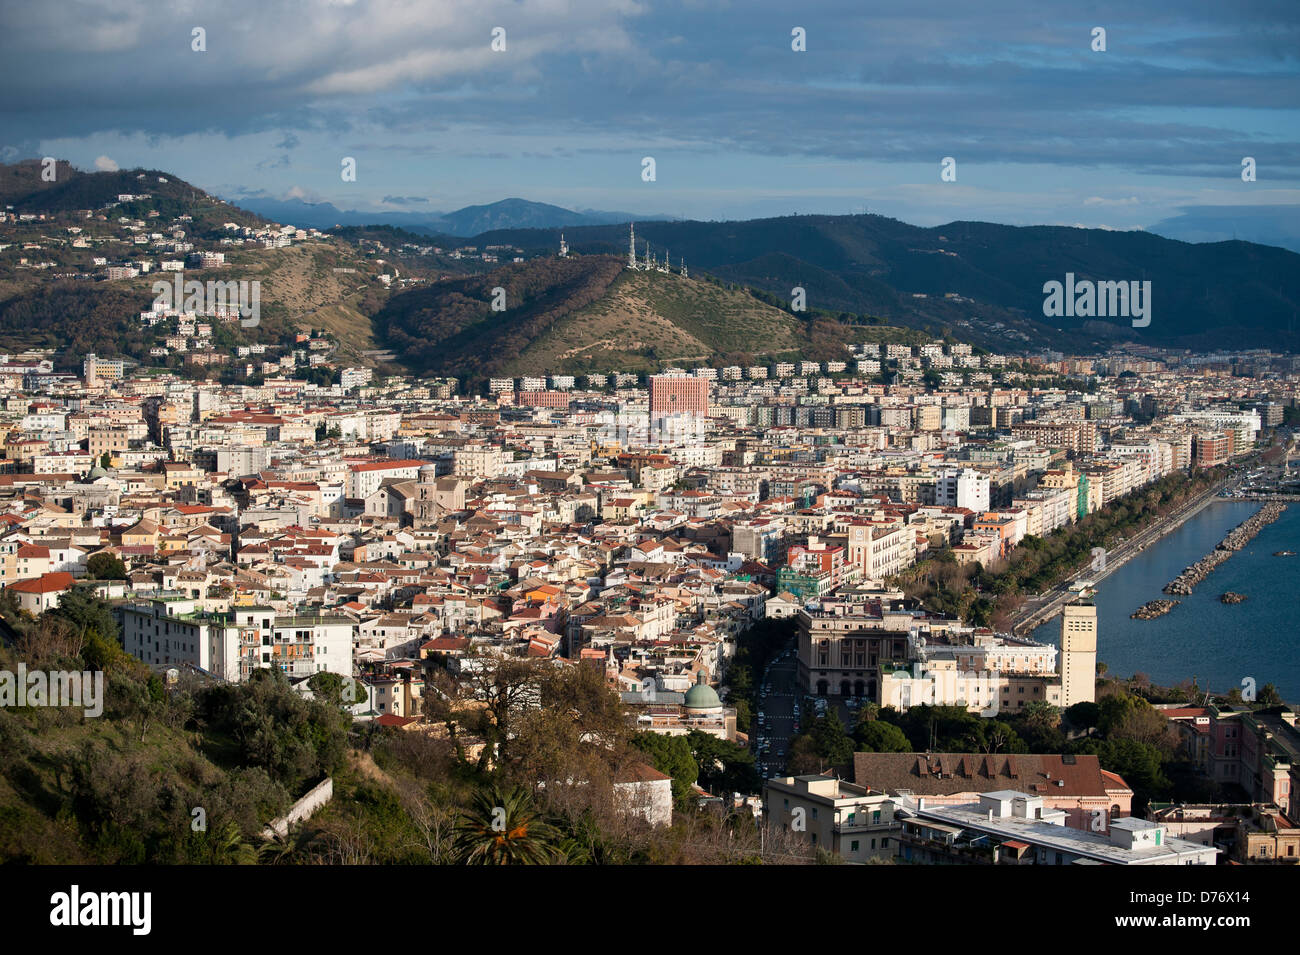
[{"xmin": 1012, "ymin": 477, "xmax": 1233, "ymax": 635}]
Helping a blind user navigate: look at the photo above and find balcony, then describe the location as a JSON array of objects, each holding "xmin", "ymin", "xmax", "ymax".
[{"xmin": 834, "ymin": 817, "xmax": 893, "ymax": 834}]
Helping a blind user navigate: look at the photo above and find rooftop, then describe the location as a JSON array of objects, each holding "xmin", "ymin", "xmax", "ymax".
[{"xmin": 909, "ymin": 800, "xmax": 1217, "ymax": 865}]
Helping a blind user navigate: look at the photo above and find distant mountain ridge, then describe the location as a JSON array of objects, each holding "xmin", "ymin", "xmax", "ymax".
[
  {"xmin": 462, "ymin": 215, "xmax": 1300, "ymax": 351},
  {"xmin": 1149, "ymin": 205, "xmax": 1300, "ymax": 255},
  {"xmin": 232, "ymin": 195, "xmax": 672, "ymax": 236},
  {"xmin": 3, "ymin": 160, "xmax": 1299, "ymax": 363}
]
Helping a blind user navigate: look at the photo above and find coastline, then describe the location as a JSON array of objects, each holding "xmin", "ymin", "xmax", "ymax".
[
  {"xmin": 1162, "ymin": 502, "xmax": 1287, "ymax": 596},
  {"xmin": 1012, "ymin": 479, "xmax": 1232, "ymax": 635}
]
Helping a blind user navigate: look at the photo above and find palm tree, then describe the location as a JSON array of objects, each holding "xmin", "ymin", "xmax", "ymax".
[
  {"xmin": 553, "ymin": 836, "xmax": 593, "ymax": 866},
  {"xmin": 257, "ymin": 822, "xmax": 326, "ymax": 865},
  {"xmin": 452, "ymin": 785, "xmax": 558, "ymax": 865}
]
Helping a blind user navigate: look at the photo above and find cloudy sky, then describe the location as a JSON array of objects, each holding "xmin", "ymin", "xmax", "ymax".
[{"xmin": 2, "ymin": 0, "xmax": 1297, "ymax": 232}]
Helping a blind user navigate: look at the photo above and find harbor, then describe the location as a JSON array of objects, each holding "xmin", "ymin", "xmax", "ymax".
[
  {"xmin": 1163, "ymin": 502, "xmax": 1288, "ymax": 596},
  {"xmin": 1030, "ymin": 500, "xmax": 1300, "ymax": 699}
]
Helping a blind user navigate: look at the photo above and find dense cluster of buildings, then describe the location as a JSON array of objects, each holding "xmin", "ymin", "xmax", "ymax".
[{"xmin": 0, "ymin": 327, "xmax": 1295, "ymax": 861}]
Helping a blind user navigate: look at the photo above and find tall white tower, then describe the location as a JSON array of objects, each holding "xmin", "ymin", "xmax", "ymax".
[
  {"xmin": 559, "ymin": 233, "xmax": 568, "ymax": 258},
  {"xmin": 1060, "ymin": 593, "xmax": 1098, "ymax": 708},
  {"xmin": 627, "ymin": 223, "xmax": 636, "ymax": 269}
]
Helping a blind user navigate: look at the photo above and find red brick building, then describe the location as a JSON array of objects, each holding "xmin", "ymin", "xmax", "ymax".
[
  {"xmin": 516, "ymin": 390, "xmax": 571, "ymax": 409},
  {"xmin": 1194, "ymin": 431, "xmax": 1230, "ymax": 467},
  {"xmin": 649, "ymin": 375, "xmax": 708, "ymax": 418}
]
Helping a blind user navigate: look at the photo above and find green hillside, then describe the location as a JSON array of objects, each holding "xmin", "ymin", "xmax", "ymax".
[
  {"xmin": 0, "ymin": 160, "xmax": 266, "ymax": 233},
  {"xmin": 369, "ymin": 254, "xmax": 924, "ymax": 380},
  {"xmin": 499, "ymin": 266, "xmax": 809, "ymax": 375}
]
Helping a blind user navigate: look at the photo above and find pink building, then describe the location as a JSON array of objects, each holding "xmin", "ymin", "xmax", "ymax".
[{"xmin": 649, "ymin": 375, "xmax": 708, "ymax": 419}]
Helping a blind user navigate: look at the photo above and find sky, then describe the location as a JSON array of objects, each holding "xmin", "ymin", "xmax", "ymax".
[{"xmin": 2, "ymin": 0, "xmax": 1297, "ymax": 233}]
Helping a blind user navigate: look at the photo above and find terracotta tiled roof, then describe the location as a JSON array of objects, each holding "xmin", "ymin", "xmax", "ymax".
[
  {"xmin": 852, "ymin": 752, "xmax": 1130, "ymax": 798},
  {"xmin": 9, "ymin": 571, "xmax": 75, "ymax": 594}
]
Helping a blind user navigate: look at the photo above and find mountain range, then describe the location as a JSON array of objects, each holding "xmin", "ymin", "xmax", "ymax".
[
  {"xmin": 2, "ymin": 161, "xmax": 1299, "ymax": 375},
  {"xmin": 1148, "ymin": 205, "xmax": 1300, "ymax": 256},
  {"xmin": 461, "ymin": 215, "xmax": 1300, "ymax": 352},
  {"xmin": 231, "ymin": 196, "xmax": 673, "ymax": 237}
]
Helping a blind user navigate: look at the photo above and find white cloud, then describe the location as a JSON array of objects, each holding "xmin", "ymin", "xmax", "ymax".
[
  {"xmin": 94, "ymin": 155, "xmax": 119, "ymax": 171},
  {"xmin": 1067, "ymin": 222, "xmax": 1145, "ymax": 232},
  {"xmin": 284, "ymin": 184, "xmax": 328, "ymax": 203}
]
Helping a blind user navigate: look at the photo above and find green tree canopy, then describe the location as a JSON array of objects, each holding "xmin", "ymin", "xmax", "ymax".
[
  {"xmin": 632, "ymin": 733, "xmax": 698, "ymax": 804},
  {"xmin": 85, "ymin": 552, "xmax": 126, "ymax": 581},
  {"xmin": 855, "ymin": 720, "xmax": 911, "ymax": 753},
  {"xmin": 686, "ymin": 731, "xmax": 760, "ymax": 796}
]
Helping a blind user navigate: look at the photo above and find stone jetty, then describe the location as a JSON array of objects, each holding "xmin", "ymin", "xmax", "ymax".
[
  {"xmin": 1131, "ymin": 599, "xmax": 1179, "ymax": 619},
  {"xmin": 1163, "ymin": 503, "xmax": 1287, "ymax": 596},
  {"xmin": 1220, "ymin": 592, "xmax": 1247, "ymax": 604}
]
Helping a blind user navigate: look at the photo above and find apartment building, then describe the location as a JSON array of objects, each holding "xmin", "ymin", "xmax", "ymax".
[
  {"xmin": 764, "ymin": 775, "xmax": 901, "ymax": 861},
  {"xmin": 121, "ymin": 597, "xmax": 352, "ymax": 682},
  {"xmin": 1011, "ymin": 420, "xmax": 1097, "ymax": 456},
  {"xmin": 347, "ymin": 458, "xmax": 426, "ymax": 498},
  {"xmin": 649, "ymin": 374, "xmax": 709, "ymax": 419},
  {"xmin": 453, "ymin": 442, "xmax": 506, "ymax": 480},
  {"xmin": 934, "ymin": 467, "xmax": 990, "ymax": 513},
  {"xmin": 121, "ymin": 596, "xmax": 240, "ymax": 680},
  {"xmin": 1060, "ymin": 594, "xmax": 1098, "ymax": 709}
]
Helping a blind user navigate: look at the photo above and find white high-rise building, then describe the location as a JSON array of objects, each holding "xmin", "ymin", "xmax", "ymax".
[{"xmin": 935, "ymin": 468, "xmax": 990, "ymax": 513}]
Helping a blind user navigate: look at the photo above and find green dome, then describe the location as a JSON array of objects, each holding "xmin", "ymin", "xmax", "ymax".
[{"xmin": 683, "ymin": 671, "xmax": 721, "ymax": 710}]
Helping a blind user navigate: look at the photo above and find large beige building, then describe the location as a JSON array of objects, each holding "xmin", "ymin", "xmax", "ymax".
[
  {"xmin": 1012, "ymin": 419, "xmax": 1097, "ymax": 456},
  {"xmin": 1060, "ymin": 594, "xmax": 1097, "ymax": 709},
  {"xmin": 453, "ymin": 442, "xmax": 506, "ymax": 480},
  {"xmin": 796, "ymin": 603, "xmax": 911, "ymax": 698},
  {"xmin": 846, "ymin": 518, "xmax": 912, "ymax": 580}
]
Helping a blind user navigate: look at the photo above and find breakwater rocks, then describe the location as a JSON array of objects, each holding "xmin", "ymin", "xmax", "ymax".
[
  {"xmin": 1163, "ymin": 503, "xmax": 1288, "ymax": 596},
  {"xmin": 1132, "ymin": 599, "xmax": 1180, "ymax": 620},
  {"xmin": 1220, "ymin": 592, "xmax": 1247, "ymax": 604}
]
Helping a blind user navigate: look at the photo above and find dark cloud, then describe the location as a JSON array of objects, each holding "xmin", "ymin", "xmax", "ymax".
[{"xmin": 0, "ymin": 0, "xmax": 1294, "ymax": 205}]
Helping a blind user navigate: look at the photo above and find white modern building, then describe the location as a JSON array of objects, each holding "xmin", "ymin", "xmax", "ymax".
[
  {"xmin": 935, "ymin": 467, "xmax": 990, "ymax": 513},
  {"xmin": 900, "ymin": 792, "xmax": 1219, "ymax": 865},
  {"xmin": 121, "ymin": 597, "xmax": 353, "ymax": 682}
]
